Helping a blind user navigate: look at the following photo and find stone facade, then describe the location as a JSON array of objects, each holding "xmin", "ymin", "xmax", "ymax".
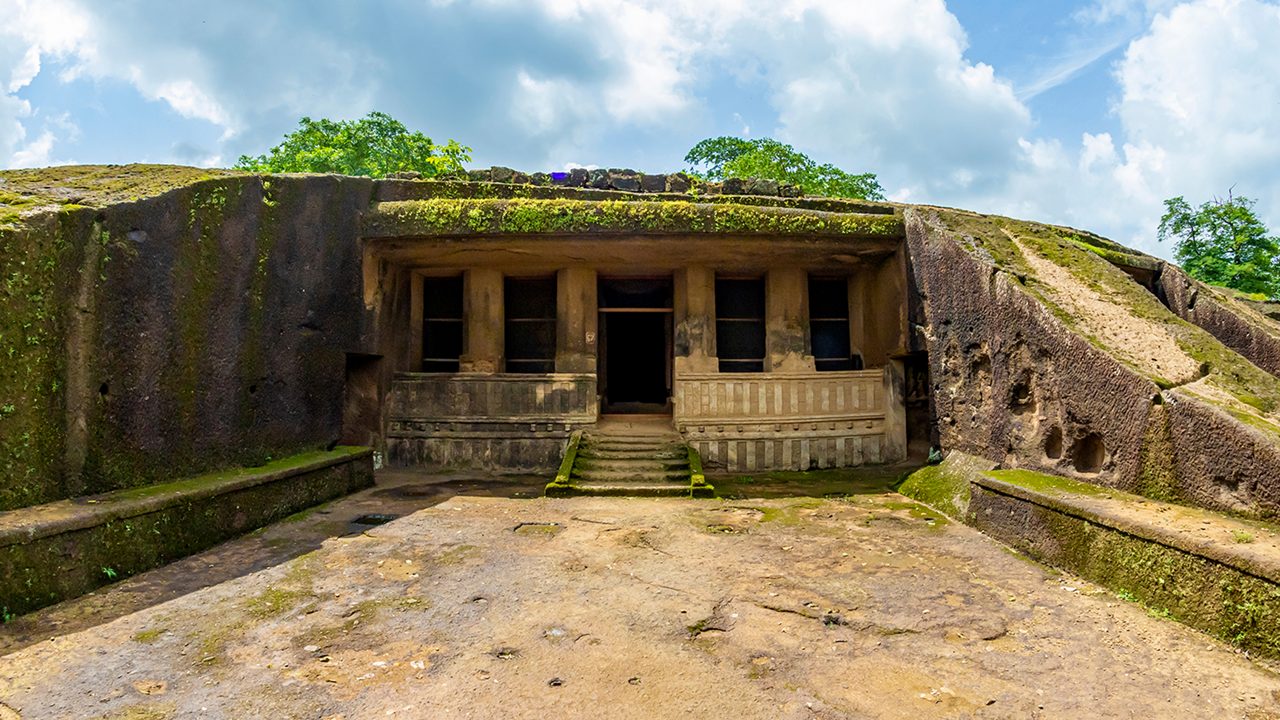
[{"xmin": 367, "ymin": 241, "xmax": 912, "ymax": 473}]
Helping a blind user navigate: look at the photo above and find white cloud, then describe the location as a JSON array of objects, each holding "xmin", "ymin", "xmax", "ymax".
[
  {"xmin": 0, "ymin": 0, "xmax": 98, "ymax": 166},
  {"xmin": 716, "ymin": 0, "xmax": 1030, "ymax": 200},
  {"xmin": 1017, "ymin": 33, "xmax": 1129, "ymax": 101},
  {"xmin": 10, "ymin": 130, "xmax": 56, "ymax": 168},
  {"xmin": 968, "ymin": 0, "xmax": 1280, "ymax": 255},
  {"xmin": 147, "ymin": 79, "xmax": 234, "ymax": 135},
  {"xmin": 1074, "ymin": 0, "xmax": 1181, "ymax": 25}
]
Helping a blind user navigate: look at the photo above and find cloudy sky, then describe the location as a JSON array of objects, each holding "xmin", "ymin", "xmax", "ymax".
[{"xmin": 1, "ymin": 0, "xmax": 1278, "ymax": 257}]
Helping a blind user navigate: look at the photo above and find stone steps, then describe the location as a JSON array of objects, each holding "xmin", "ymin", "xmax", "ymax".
[
  {"xmin": 571, "ymin": 468, "xmax": 692, "ymax": 484},
  {"xmin": 547, "ymin": 420, "xmax": 713, "ymax": 498},
  {"xmin": 584, "ymin": 439, "xmax": 677, "ymax": 450},
  {"xmin": 577, "ymin": 447, "xmax": 689, "ymax": 460},
  {"xmin": 573, "ymin": 456, "xmax": 691, "ymax": 473},
  {"xmin": 570, "ymin": 481, "xmax": 715, "ymax": 498}
]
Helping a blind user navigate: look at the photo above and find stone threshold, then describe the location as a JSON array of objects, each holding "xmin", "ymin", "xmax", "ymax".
[
  {"xmin": 967, "ymin": 469, "xmax": 1280, "ymax": 659},
  {"xmin": 1, "ymin": 447, "xmax": 374, "ymax": 617}
]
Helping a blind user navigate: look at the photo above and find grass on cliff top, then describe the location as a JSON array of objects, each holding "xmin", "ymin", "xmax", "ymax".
[
  {"xmin": 931, "ymin": 208, "xmax": 1280, "ymax": 425},
  {"xmin": 0, "ymin": 164, "xmax": 241, "ymax": 227}
]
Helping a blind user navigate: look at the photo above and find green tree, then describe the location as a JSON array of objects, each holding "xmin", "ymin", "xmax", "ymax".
[
  {"xmin": 235, "ymin": 111, "xmax": 470, "ymax": 178},
  {"xmin": 683, "ymin": 136, "xmax": 885, "ymax": 200},
  {"xmin": 1157, "ymin": 193, "xmax": 1280, "ymax": 299}
]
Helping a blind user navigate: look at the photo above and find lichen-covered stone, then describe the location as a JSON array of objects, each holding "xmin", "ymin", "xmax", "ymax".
[
  {"xmin": 896, "ymin": 451, "xmax": 995, "ymax": 519},
  {"xmin": 0, "ymin": 447, "xmax": 372, "ymax": 616}
]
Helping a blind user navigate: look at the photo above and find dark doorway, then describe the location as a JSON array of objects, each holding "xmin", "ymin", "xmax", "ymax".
[
  {"xmin": 599, "ymin": 278, "xmax": 672, "ymax": 413},
  {"xmin": 341, "ymin": 353, "xmax": 383, "ymax": 447}
]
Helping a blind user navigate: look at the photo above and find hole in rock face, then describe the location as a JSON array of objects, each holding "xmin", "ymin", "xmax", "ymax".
[
  {"xmin": 1044, "ymin": 427, "xmax": 1064, "ymax": 459},
  {"xmin": 1009, "ymin": 374, "xmax": 1035, "ymax": 415},
  {"xmin": 1213, "ymin": 474, "xmax": 1240, "ymax": 492},
  {"xmin": 98, "ymin": 383, "xmax": 109, "ymax": 398},
  {"xmin": 1071, "ymin": 432, "xmax": 1105, "ymax": 474},
  {"xmin": 248, "ymin": 384, "xmax": 258, "ymax": 395}
]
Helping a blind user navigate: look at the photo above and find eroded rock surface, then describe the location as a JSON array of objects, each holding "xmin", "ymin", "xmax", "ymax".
[{"xmin": 906, "ymin": 207, "xmax": 1280, "ymax": 518}]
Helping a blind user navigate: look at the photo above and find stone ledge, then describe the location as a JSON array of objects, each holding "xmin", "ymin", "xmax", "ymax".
[
  {"xmin": 0, "ymin": 447, "xmax": 373, "ymax": 616},
  {"xmin": 973, "ymin": 472, "xmax": 1280, "ymax": 585},
  {"xmin": 0, "ymin": 447, "xmax": 371, "ymax": 548},
  {"xmin": 967, "ymin": 469, "xmax": 1280, "ymax": 658}
]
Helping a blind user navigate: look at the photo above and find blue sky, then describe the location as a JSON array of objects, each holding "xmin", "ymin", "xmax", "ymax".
[{"xmin": 2, "ymin": 0, "xmax": 1278, "ymax": 258}]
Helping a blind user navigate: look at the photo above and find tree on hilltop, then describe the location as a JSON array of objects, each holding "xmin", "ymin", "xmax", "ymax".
[
  {"xmin": 235, "ymin": 111, "xmax": 470, "ymax": 179},
  {"xmin": 1158, "ymin": 192, "xmax": 1280, "ymax": 299},
  {"xmin": 683, "ymin": 136, "xmax": 885, "ymax": 200}
]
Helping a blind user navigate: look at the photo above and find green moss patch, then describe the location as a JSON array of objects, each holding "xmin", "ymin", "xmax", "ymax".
[
  {"xmin": 363, "ymin": 198, "xmax": 904, "ymax": 238},
  {"xmin": 131, "ymin": 627, "xmax": 167, "ymax": 644},
  {"xmin": 0, "ymin": 210, "xmax": 84, "ymax": 509},
  {"xmin": 896, "ymin": 453, "xmax": 995, "ymax": 519},
  {"xmin": 376, "ymin": 177, "xmax": 898, "ymax": 214},
  {"xmin": 0, "ymin": 165, "xmax": 239, "ymax": 216},
  {"xmin": 713, "ymin": 466, "xmax": 906, "ymax": 499},
  {"xmin": 985, "ymin": 468, "xmax": 1112, "ymax": 498},
  {"xmin": 756, "ymin": 498, "xmax": 826, "ymax": 525},
  {"xmin": 243, "ymin": 586, "xmax": 313, "ymax": 619},
  {"xmin": 970, "ymin": 484, "xmax": 1280, "ymax": 658}
]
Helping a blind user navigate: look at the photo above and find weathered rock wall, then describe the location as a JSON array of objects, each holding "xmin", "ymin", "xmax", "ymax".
[
  {"xmin": 0, "ymin": 175, "xmax": 374, "ymax": 511},
  {"xmin": 1157, "ymin": 264, "xmax": 1280, "ymax": 378},
  {"xmin": 905, "ymin": 209, "xmax": 1155, "ymax": 484},
  {"xmin": 906, "ymin": 207, "xmax": 1280, "ymax": 518}
]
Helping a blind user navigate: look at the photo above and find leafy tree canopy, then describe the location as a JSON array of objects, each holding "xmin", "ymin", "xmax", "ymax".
[
  {"xmin": 1157, "ymin": 193, "xmax": 1280, "ymax": 299},
  {"xmin": 235, "ymin": 111, "xmax": 470, "ymax": 178},
  {"xmin": 683, "ymin": 136, "xmax": 885, "ymax": 200}
]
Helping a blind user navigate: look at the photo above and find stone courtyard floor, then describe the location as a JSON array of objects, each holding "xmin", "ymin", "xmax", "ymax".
[{"xmin": 2, "ymin": 476, "xmax": 1279, "ymax": 719}]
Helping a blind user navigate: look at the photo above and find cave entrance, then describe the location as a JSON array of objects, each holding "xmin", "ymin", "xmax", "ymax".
[
  {"xmin": 341, "ymin": 353, "xmax": 383, "ymax": 447},
  {"xmin": 599, "ymin": 277, "xmax": 673, "ymax": 414}
]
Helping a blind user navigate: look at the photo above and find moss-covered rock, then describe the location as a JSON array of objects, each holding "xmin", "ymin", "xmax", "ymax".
[
  {"xmin": 0, "ymin": 447, "xmax": 372, "ymax": 617},
  {"xmin": 969, "ymin": 469, "xmax": 1280, "ymax": 658},
  {"xmin": 0, "ymin": 172, "xmax": 374, "ymax": 511},
  {"xmin": 362, "ymin": 198, "xmax": 904, "ymax": 238},
  {"xmin": 896, "ymin": 452, "xmax": 995, "ymax": 519}
]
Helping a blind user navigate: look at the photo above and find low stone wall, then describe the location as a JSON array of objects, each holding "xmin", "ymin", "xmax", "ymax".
[
  {"xmin": 965, "ymin": 471, "xmax": 1280, "ymax": 659},
  {"xmin": 385, "ymin": 373, "xmax": 597, "ymax": 471},
  {"xmin": 0, "ymin": 447, "xmax": 373, "ymax": 617},
  {"xmin": 674, "ymin": 369, "xmax": 899, "ymax": 471}
]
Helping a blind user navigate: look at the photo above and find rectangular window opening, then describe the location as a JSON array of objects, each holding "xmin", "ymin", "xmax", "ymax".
[
  {"xmin": 809, "ymin": 276, "xmax": 854, "ymax": 371},
  {"xmin": 505, "ymin": 276, "xmax": 557, "ymax": 374},
  {"xmin": 422, "ymin": 275, "xmax": 463, "ymax": 372},
  {"xmin": 715, "ymin": 276, "xmax": 765, "ymax": 373}
]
